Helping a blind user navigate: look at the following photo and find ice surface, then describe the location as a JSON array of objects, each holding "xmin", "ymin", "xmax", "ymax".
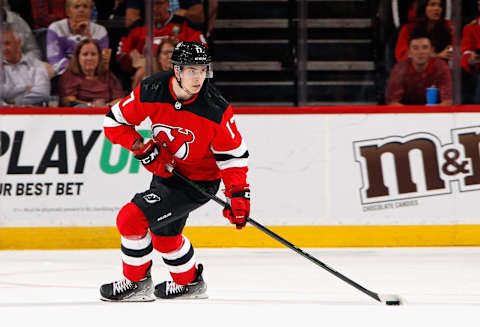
[{"xmin": 0, "ymin": 247, "xmax": 479, "ymax": 327}]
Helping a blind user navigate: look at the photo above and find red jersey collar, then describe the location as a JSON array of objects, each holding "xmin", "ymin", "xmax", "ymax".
[{"xmin": 168, "ymin": 76, "xmax": 200, "ymax": 105}]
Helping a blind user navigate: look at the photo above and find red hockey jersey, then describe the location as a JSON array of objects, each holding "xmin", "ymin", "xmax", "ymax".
[
  {"xmin": 103, "ymin": 72, "xmax": 248, "ymax": 188},
  {"xmin": 116, "ymin": 14, "xmax": 206, "ymax": 72}
]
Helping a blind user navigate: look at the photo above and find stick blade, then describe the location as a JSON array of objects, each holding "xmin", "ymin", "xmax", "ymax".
[{"xmin": 378, "ymin": 294, "xmax": 405, "ymax": 306}]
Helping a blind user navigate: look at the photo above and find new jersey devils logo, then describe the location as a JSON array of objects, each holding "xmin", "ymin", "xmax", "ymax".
[{"xmin": 151, "ymin": 124, "xmax": 195, "ymax": 160}]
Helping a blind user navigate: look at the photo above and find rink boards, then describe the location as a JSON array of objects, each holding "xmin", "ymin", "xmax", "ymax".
[{"xmin": 1, "ymin": 106, "xmax": 480, "ymax": 249}]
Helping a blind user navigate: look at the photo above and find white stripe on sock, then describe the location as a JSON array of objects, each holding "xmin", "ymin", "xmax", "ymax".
[
  {"xmin": 121, "ymin": 233, "xmax": 152, "ymax": 250},
  {"xmin": 161, "ymin": 236, "xmax": 191, "ymax": 260}
]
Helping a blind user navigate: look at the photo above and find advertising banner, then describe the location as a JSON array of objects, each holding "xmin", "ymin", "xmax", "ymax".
[{"xmin": 2, "ymin": 110, "xmax": 480, "ymax": 230}]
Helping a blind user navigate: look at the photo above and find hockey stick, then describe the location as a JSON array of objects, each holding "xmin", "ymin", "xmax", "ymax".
[{"xmin": 166, "ymin": 164, "xmax": 404, "ymax": 305}]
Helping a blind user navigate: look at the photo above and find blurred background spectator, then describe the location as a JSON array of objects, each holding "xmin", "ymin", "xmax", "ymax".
[
  {"xmin": 386, "ymin": 32, "xmax": 452, "ymax": 105},
  {"xmin": 3, "ymin": 1, "xmax": 66, "ymax": 79},
  {"xmin": 1, "ymin": 5, "xmax": 42, "ymax": 61},
  {"xmin": 47, "ymin": 0, "xmax": 109, "ymax": 76},
  {"xmin": 0, "ymin": 23, "xmax": 50, "ymax": 106},
  {"xmin": 125, "ymin": 0, "xmax": 144, "ymax": 28},
  {"xmin": 58, "ymin": 39, "xmax": 123, "ymax": 107},
  {"xmin": 125, "ymin": 0, "xmax": 207, "ymax": 27},
  {"xmin": 116, "ymin": 0, "xmax": 205, "ymax": 86},
  {"xmin": 170, "ymin": 0, "xmax": 204, "ymax": 26},
  {"xmin": 395, "ymin": 0, "xmax": 453, "ymax": 62},
  {"xmin": 461, "ymin": 0, "xmax": 480, "ymax": 104},
  {"xmin": 131, "ymin": 37, "xmax": 177, "ymax": 88}
]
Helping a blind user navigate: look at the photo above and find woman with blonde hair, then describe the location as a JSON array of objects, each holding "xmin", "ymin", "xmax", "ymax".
[{"xmin": 58, "ymin": 39, "xmax": 124, "ymax": 107}]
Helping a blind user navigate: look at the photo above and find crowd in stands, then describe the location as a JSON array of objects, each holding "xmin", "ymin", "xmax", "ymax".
[
  {"xmin": 386, "ymin": 0, "xmax": 480, "ymax": 105},
  {"xmin": 0, "ymin": 0, "xmax": 216, "ymax": 107},
  {"xmin": 386, "ymin": 0, "xmax": 453, "ymax": 105},
  {"xmin": 3, "ymin": 0, "xmax": 480, "ymax": 107}
]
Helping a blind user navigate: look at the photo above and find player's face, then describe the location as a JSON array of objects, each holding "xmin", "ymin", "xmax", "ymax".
[
  {"xmin": 180, "ymin": 66, "xmax": 207, "ymax": 94},
  {"xmin": 425, "ymin": 0, "xmax": 443, "ymax": 21},
  {"xmin": 409, "ymin": 38, "xmax": 433, "ymax": 66},
  {"xmin": 78, "ymin": 42, "xmax": 100, "ymax": 75}
]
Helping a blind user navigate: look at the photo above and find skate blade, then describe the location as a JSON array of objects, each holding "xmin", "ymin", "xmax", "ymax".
[
  {"xmin": 155, "ymin": 292, "xmax": 209, "ymax": 300},
  {"xmin": 185, "ymin": 293, "xmax": 208, "ymax": 299},
  {"xmin": 100, "ymin": 295, "xmax": 156, "ymax": 302}
]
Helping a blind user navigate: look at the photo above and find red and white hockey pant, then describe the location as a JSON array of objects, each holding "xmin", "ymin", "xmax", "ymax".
[{"xmin": 116, "ymin": 202, "xmax": 196, "ymax": 284}]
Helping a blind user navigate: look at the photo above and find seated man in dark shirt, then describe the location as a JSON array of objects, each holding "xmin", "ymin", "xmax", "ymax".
[{"xmin": 386, "ymin": 30, "xmax": 452, "ymax": 106}]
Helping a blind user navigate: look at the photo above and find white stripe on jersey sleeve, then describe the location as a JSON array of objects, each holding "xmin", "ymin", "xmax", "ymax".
[
  {"xmin": 103, "ymin": 115, "xmax": 122, "ymax": 127},
  {"xmin": 111, "ymin": 100, "xmax": 133, "ymax": 125},
  {"xmin": 216, "ymin": 158, "xmax": 248, "ymax": 170},
  {"xmin": 211, "ymin": 139, "xmax": 248, "ymax": 156}
]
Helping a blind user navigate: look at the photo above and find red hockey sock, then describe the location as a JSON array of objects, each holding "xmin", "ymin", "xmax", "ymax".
[{"xmin": 152, "ymin": 234, "xmax": 197, "ymax": 285}]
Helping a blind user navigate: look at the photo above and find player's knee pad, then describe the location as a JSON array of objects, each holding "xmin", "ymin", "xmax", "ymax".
[
  {"xmin": 116, "ymin": 202, "xmax": 149, "ymax": 237},
  {"xmin": 151, "ymin": 233, "xmax": 183, "ymax": 253}
]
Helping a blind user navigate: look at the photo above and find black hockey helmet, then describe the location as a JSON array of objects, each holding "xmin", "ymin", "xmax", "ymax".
[{"xmin": 171, "ymin": 41, "xmax": 213, "ymax": 78}]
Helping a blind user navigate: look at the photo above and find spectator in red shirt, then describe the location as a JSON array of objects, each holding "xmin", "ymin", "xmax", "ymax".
[
  {"xmin": 395, "ymin": 0, "xmax": 453, "ymax": 62},
  {"xmin": 58, "ymin": 39, "xmax": 124, "ymax": 107},
  {"xmin": 387, "ymin": 32, "xmax": 452, "ymax": 105},
  {"xmin": 116, "ymin": 0, "xmax": 206, "ymax": 75}
]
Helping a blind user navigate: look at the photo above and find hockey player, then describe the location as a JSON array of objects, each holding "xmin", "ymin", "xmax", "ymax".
[{"xmin": 100, "ymin": 41, "xmax": 250, "ymax": 302}]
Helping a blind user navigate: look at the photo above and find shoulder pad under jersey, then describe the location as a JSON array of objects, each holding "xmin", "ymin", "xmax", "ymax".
[
  {"xmin": 140, "ymin": 71, "xmax": 171, "ymax": 103},
  {"xmin": 199, "ymin": 82, "xmax": 230, "ymax": 124}
]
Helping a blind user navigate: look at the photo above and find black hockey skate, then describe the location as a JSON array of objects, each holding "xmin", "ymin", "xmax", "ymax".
[
  {"xmin": 154, "ymin": 264, "xmax": 207, "ymax": 299},
  {"xmin": 100, "ymin": 267, "xmax": 154, "ymax": 302}
]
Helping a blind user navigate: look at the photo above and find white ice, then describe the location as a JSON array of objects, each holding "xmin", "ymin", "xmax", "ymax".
[{"xmin": 1, "ymin": 247, "xmax": 479, "ymax": 327}]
